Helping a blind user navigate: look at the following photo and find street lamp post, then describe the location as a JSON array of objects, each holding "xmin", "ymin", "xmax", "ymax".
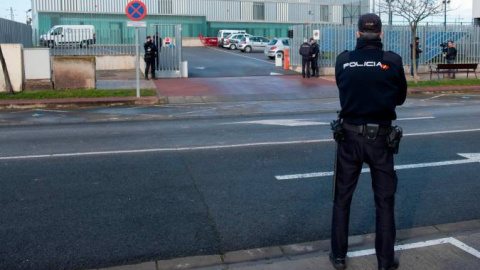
[
  {"xmin": 25, "ymin": 9, "xmax": 32, "ymax": 25},
  {"xmin": 385, "ymin": 0, "xmax": 394, "ymax": 26},
  {"xmin": 443, "ymin": 0, "xmax": 450, "ymax": 31}
]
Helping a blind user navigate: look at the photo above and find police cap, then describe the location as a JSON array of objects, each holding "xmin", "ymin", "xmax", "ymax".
[{"xmin": 358, "ymin": 13, "xmax": 382, "ymax": 33}]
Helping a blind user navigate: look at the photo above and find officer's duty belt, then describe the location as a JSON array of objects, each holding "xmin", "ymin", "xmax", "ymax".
[{"xmin": 342, "ymin": 123, "xmax": 391, "ymax": 136}]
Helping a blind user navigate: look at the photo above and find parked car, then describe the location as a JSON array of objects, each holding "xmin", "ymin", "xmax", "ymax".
[
  {"xmin": 223, "ymin": 33, "xmax": 250, "ymax": 50},
  {"xmin": 40, "ymin": 25, "xmax": 95, "ymax": 48},
  {"xmin": 238, "ymin": 36, "xmax": 270, "ymax": 53},
  {"xmin": 264, "ymin": 38, "xmax": 290, "ymax": 59},
  {"xmin": 217, "ymin": 30, "xmax": 246, "ymax": 47}
]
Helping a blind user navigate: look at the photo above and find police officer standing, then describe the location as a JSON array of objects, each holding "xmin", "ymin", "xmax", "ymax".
[
  {"xmin": 330, "ymin": 14, "xmax": 407, "ymax": 270},
  {"xmin": 299, "ymin": 39, "xmax": 313, "ymax": 78},
  {"xmin": 144, "ymin": 36, "xmax": 158, "ymax": 80},
  {"xmin": 310, "ymin": 38, "xmax": 320, "ymax": 77}
]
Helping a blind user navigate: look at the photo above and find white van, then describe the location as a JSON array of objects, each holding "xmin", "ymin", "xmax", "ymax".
[
  {"xmin": 40, "ymin": 25, "xmax": 95, "ymax": 48},
  {"xmin": 217, "ymin": 30, "xmax": 246, "ymax": 47}
]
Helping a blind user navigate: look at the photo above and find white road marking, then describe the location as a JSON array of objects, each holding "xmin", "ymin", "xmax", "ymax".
[
  {"xmin": 275, "ymin": 153, "xmax": 480, "ymax": 180},
  {"xmin": 207, "ymin": 47, "xmax": 274, "ymax": 65},
  {"xmin": 270, "ymin": 72, "xmax": 283, "ymax": 76},
  {"xmin": 2, "ymin": 128, "xmax": 480, "ymax": 161},
  {"xmin": 406, "ymin": 128, "xmax": 480, "ymax": 137},
  {"xmin": 348, "ymin": 237, "xmax": 480, "ymax": 259},
  {"xmin": 0, "ymin": 139, "xmax": 331, "ymax": 161},
  {"xmin": 222, "ymin": 119, "xmax": 330, "ymax": 127},
  {"xmin": 225, "ymin": 116, "xmax": 434, "ymax": 127},
  {"xmin": 396, "ymin": 116, "xmax": 435, "ymax": 121},
  {"xmin": 422, "ymin": 94, "xmax": 446, "ymax": 101},
  {"xmin": 194, "ymin": 67, "xmax": 206, "ymax": 70}
]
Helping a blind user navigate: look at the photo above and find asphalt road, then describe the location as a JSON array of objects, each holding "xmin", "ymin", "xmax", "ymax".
[
  {"xmin": 184, "ymin": 47, "xmax": 297, "ymax": 78},
  {"xmin": 1, "ymin": 96, "xmax": 480, "ymax": 270}
]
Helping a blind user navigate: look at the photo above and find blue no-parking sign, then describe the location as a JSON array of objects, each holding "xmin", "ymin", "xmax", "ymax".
[{"xmin": 125, "ymin": 0, "xmax": 147, "ymax": 21}]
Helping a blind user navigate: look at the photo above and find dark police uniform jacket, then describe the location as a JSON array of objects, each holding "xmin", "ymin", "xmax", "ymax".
[
  {"xmin": 144, "ymin": 42, "xmax": 157, "ymax": 60},
  {"xmin": 299, "ymin": 43, "xmax": 313, "ymax": 60},
  {"xmin": 335, "ymin": 49, "xmax": 407, "ymax": 126},
  {"xmin": 311, "ymin": 42, "xmax": 320, "ymax": 59}
]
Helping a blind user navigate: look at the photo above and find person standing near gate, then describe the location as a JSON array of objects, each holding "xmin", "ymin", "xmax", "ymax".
[
  {"xmin": 330, "ymin": 13, "xmax": 407, "ymax": 270},
  {"xmin": 144, "ymin": 36, "xmax": 157, "ymax": 80},
  {"xmin": 310, "ymin": 38, "xmax": 320, "ymax": 78},
  {"xmin": 299, "ymin": 39, "xmax": 313, "ymax": 78},
  {"xmin": 409, "ymin": 37, "xmax": 422, "ymax": 78},
  {"xmin": 154, "ymin": 32, "xmax": 163, "ymax": 70},
  {"xmin": 446, "ymin": 40, "xmax": 457, "ymax": 79}
]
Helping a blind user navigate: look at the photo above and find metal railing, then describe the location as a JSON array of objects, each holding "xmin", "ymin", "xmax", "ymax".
[
  {"xmin": 0, "ymin": 18, "xmax": 33, "ymax": 48},
  {"xmin": 291, "ymin": 23, "xmax": 480, "ymax": 68}
]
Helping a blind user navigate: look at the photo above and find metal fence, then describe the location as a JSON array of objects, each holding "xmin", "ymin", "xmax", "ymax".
[
  {"xmin": 0, "ymin": 18, "xmax": 33, "ymax": 48},
  {"xmin": 34, "ymin": 25, "xmax": 182, "ymax": 59},
  {"xmin": 291, "ymin": 23, "xmax": 480, "ymax": 68}
]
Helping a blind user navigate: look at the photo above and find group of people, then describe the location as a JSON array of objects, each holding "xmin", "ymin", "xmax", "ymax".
[
  {"xmin": 410, "ymin": 37, "xmax": 457, "ymax": 78},
  {"xmin": 299, "ymin": 38, "xmax": 321, "ymax": 78},
  {"xmin": 143, "ymin": 33, "xmax": 163, "ymax": 80}
]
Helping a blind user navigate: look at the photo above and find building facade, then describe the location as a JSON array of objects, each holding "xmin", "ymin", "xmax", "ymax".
[
  {"xmin": 474, "ymin": 0, "xmax": 480, "ymax": 26},
  {"xmin": 31, "ymin": 0, "xmax": 369, "ymax": 43}
]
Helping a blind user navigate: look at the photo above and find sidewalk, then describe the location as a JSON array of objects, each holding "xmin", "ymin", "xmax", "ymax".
[
  {"xmin": 98, "ymin": 219, "xmax": 480, "ymax": 270},
  {"xmin": 1, "ymin": 71, "xmax": 479, "ymax": 109}
]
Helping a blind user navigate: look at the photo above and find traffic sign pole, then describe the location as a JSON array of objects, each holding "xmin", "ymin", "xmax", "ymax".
[
  {"xmin": 135, "ymin": 28, "xmax": 140, "ymax": 98},
  {"xmin": 125, "ymin": 0, "xmax": 148, "ymax": 98}
]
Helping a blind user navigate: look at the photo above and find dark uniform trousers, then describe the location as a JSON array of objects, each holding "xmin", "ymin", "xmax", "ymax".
[
  {"xmin": 302, "ymin": 58, "xmax": 311, "ymax": 77},
  {"xmin": 145, "ymin": 57, "xmax": 156, "ymax": 79},
  {"xmin": 311, "ymin": 56, "xmax": 319, "ymax": 76},
  {"xmin": 331, "ymin": 129, "xmax": 397, "ymax": 268}
]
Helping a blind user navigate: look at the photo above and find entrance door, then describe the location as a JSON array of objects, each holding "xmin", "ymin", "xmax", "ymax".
[{"xmin": 148, "ymin": 24, "xmax": 182, "ymax": 78}]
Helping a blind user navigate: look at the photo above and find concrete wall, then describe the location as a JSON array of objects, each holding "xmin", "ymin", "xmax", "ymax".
[
  {"xmin": 24, "ymin": 48, "xmax": 51, "ymax": 80},
  {"xmin": 96, "ymin": 55, "xmax": 137, "ymax": 71},
  {"xmin": 0, "ymin": 44, "xmax": 24, "ymax": 93},
  {"xmin": 182, "ymin": 38, "xmax": 204, "ymax": 47},
  {"xmin": 53, "ymin": 56, "xmax": 96, "ymax": 89}
]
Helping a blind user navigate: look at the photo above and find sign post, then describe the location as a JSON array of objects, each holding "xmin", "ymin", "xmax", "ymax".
[{"xmin": 125, "ymin": 0, "xmax": 148, "ymax": 98}]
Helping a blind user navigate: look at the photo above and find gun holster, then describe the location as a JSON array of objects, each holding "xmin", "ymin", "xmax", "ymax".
[
  {"xmin": 330, "ymin": 119, "xmax": 345, "ymax": 142},
  {"xmin": 387, "ymin": 126, "xmax": 403, "ymax": 154}
]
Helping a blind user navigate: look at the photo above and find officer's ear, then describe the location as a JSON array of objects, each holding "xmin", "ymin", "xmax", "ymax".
[
  {"xmin": 380, "ymin": 31, "xmax": 384, "ymax": 39},
  {"xmin": 356, "ymin": 31, "xmax": 360, "ymax": 38}
]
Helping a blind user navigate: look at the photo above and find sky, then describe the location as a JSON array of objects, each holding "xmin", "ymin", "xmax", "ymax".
[{"xmin": 0, "ymin": 0, "xmax": 474, "ymax": 25}]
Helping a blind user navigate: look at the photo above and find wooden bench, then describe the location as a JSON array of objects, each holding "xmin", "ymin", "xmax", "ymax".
[{"xmin": 429, "ymin": 63, "xmax": 478, "ymax": 80}]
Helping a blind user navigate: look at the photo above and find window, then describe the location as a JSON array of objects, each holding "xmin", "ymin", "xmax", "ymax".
[
  {"xmin": 320, "ymin": 5, "xmax": 329, "ymax": 22},
  {"xmin": 53, "ymin": 27, "xmax": 63, "ymax": 35},
  {"xmin": 268, "ymin": 39, "xmax": 277, "ymax": 46},
  {"xmin": 282, "ymin": 39, "xmax": 289, "ymax": 46},
  {"xmin": 253, "ymin": 2, "xmax": 265, "ymax": 21}
]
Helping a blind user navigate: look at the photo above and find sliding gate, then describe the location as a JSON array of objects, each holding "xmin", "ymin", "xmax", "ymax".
[{"xmin": 147, "ymin": 24, "xmax": 182, "ymax": 78}]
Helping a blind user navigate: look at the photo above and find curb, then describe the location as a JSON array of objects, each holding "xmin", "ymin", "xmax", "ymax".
[
  {"xmin": 0, "ymin": 97, "xmax": 167, "ymax": 110},
  {"xmin": 95, "ymin": 219, "xmax": 480, "ymax": 270}
]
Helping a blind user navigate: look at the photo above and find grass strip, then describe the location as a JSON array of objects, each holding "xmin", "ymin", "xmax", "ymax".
[
  {"xmin": 408, "ymin": 78, "xmax": 480, "ymax": 88},
  {"xmin": 0, "ymin": 89, "xmax": 157, "ymax": 100}
]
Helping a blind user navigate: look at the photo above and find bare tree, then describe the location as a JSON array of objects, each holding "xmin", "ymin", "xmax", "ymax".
[{"xmin": 380, "ymin": 0, "xmax": 445, "ymax": 83}]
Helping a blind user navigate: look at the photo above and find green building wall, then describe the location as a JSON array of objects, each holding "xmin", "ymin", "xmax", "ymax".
[{"xmin": 36, "ymin": 13, "xmax": 294, "ymax": 43}]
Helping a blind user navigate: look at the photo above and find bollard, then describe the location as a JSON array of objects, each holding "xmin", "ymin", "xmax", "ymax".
[
  {"xmin": 284, "ymin": 48, "xmax": 290, "ymax": 70},
  {"xmin": 181, "ymin": 61, "xmax": 188, "ymax": 78}
]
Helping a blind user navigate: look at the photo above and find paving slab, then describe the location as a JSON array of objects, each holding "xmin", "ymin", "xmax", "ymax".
[
  {"xmin": 224, "ymin": 247, "xmax": 284, "ymax": 264},
  {"xmin": 156, "ymin": 255, "xmax": 223, "ymax": 270},
  {"xmin": 99, "ymin": 262, "xmax": 156, "ymax": 270}
]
